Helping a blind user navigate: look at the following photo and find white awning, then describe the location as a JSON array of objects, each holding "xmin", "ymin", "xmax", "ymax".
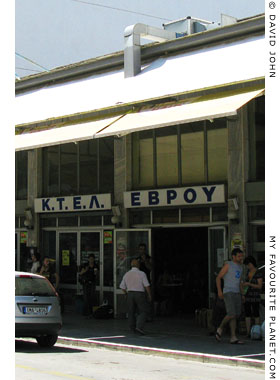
[
  {"xmin": 95, "ymin": 88, "xmax": 264, "ymax": 138},
  {"xmin": 15, "ymin": 116, "xmax": 120, "ymax": 151},
  {"xmin": 15, "ymin": 35, "xmax": 264, "ymax": 126},
  {"xmin": 15, "ymin": 88, "xmax": 264, "ymax": 151}
]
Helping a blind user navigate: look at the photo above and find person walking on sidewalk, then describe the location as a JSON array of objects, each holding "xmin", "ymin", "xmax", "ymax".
[
  {"xmin": 215, "ymin": 248, "xmax": 244, "ymax": 344},
  {"xmin": 120, "ymin": 258, "xmax": 152, "ymax": 335}
]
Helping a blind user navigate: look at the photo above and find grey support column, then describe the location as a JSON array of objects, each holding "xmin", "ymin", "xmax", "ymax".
[{"xmin": 26, "ymin": 150, "xmax": 42, "ymax": 248}]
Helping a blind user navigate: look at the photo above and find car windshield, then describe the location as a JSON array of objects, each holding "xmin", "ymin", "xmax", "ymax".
[{"xmin": 15, "ymin": 276, "xmax": 56, "ymax": 296}]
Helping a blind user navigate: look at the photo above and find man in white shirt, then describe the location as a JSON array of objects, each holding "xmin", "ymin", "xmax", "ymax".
[{"xmin": 120, "ymin": 259, "xmax": 152, "ymax": 335}]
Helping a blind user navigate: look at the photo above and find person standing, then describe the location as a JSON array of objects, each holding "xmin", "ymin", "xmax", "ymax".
[
  {"xmin": 242, "ymin": 256, "xmax": 263, "ymax": 337},
  {"xmin": 39, "ymin": 256, "xmax": 59, "ymax": 290},
  {"xmin": 79, "ymin": 254, "xmax": 98, "ymax": 318},
  {"xmin": 120, "ymin": 258, "xmax": 152, "ymax": 335},
  {"xmin": 215, "ymin": 248, "xmax": 244, "ymax": 344},
  {"xmin": 30, "ymin": 252, "xmax": 41, "ymax": 274}
]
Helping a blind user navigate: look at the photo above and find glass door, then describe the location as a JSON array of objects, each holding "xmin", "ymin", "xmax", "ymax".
[
  {"xmin": 59, "ymin": 232, "xmax": 78, "ymax": 288},
  {"xmin": 79, "ymin": 232, "xmax": 101, "ymax": 304},
  {"xmin": 208, "ymin": 226, "xmax": 227, "ymax": 307},
  {"xmin": 113, "ymin": 229, "xmax": 151, "ymax": 317}
]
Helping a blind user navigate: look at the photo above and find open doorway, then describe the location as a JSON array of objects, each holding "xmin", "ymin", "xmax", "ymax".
[{"xmin": 152, "ymin": 227, "xmax": 208, "ymax": 316}]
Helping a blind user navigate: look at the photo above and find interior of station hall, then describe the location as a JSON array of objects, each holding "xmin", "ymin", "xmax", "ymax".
[{"xmin": 15, "ymin": 14, "xmax": 265, "ymax": 317}]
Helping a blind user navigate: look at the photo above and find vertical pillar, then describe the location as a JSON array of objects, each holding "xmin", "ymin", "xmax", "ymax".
[
  {"xmin": 26, "ymin": 150, "xmax": 42, "ymax": 247},
  {"xmin": 227, "ymin": 111, "xmax": 247, "ymax": 253}
]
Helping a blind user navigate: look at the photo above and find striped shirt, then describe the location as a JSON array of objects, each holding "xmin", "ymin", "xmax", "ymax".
[{"xmin": 120, "ymin": 267, "xmax": 150, "ymax": 292}]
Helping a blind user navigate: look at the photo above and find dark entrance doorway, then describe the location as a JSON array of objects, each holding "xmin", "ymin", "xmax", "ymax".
[{"xmin": 152, "ymin": 227, "xmax": 208, "ymax": 316}]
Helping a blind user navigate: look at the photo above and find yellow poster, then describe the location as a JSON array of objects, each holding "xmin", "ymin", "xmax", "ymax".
[{"xmin": 62, "ymin": 250, "xmax": 70, "ymax": 266}]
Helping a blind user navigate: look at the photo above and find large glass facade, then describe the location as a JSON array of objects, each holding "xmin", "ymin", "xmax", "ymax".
[
  {"xmin": 132, "ymin": 131, "xmax": 154, "ymax": 188},
  {"xmin": 207, "ymin": 119, "xmax": 228, "ymax": 182},
  {"xmin": 15, "ymin": 151, "xmax": 28, "ymax": 200},
  {"xmin": 248, "ymin": 96, "xmax": 265, "ymax": 181},
  {"xmin": 132, "ymin": 119, "xmax": 228, "ymax": 189},
  {"xmin": 43, "ymin": 138, "xmax": 114, "ymax": 196},
  {"xmin": 61, "ymin": 144, "xmax": 78, "ymax": 195},
  {"xmin": 181, "ymin": 123, "xmax": 205, "ymax": 184},
  {"xmin": 156, "ymin": 126, "xmax": 178, "ymax": 186}
]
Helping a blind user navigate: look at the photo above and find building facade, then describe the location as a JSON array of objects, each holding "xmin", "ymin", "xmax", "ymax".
[{"xmin": 15, "ymin": 14, "xmax": 265, "ymax": 316}]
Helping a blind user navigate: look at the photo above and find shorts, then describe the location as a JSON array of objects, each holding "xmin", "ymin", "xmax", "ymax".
[{"xmin": 223, "ymin": 292, "xmax": 242, "ymax": 317}]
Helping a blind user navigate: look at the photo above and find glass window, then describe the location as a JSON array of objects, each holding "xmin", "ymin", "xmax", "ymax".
[
  {"xmin": 80, "ymin": 215, "xmax": 102, "ymax": 226},
  {"xmin": 130, "ymin": 211, "xmax": 151, "ymax": 225},
  {"xmin": 133, "ymin": 131, "xmax": 154, "ymax": 188},
  {"xmin": 207, "ymin": 120, "xmax": 228, "ymax": 182},
  {"xmin": 212, "ymin": 207, "xmax": 227, "ymax": 222},
  {"xmin": 59, "ymin": 233, "xmax": 77, "ymax": 285},
  {"xmin": 41, "ymin": 217, "xmax": 57, "ymax": 227},
  {"xmin": 43, "ymin": 146, "xmax": 59, "ymax": 196},
  {"xmin": 42, "ymin": 231, "xmax": 56, "ymax": 262},
  {"xmin": 61, "ymin": 144, "xmax": 77, "ymax": 195},
  {"xmin": 16, "ymin": 151, "xmax": 28, "ymax": 200},
  {"xmin": 181, "ymin": 207, "xmax": 210, "ymax": 223},
  {"xmin": 103, "ymin": 231, "xmax": 114, "ymax": 287},
  {"xmin": 156, "ymin": 126, "xmax": 178, "ymax": 186},
  {"xmin": 181, "ymin": 123, "xmax": 205, "ymax": 184},
  {"xmin": 79, "ymin": 140, "xmax": 98, "ymax": 194},
  {"xmin": 99, "ymin": 138, "xmax": 114, "ymax": 193},
  {"xmin": 58, "ymin": 216, "xmax": 78, "ymax": 227},
  {"xmin": 249, "ymin": 96, "xmax": 265, "ymax": 181},
  {"xmin": 153, "ymin": 209, "xmax": 179, "ymax": 223}
]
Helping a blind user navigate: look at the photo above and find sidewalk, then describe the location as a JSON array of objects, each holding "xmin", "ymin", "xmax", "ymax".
[{"xmin": 58, "ymin": 312, "xmax": 265, "ymax": 369}]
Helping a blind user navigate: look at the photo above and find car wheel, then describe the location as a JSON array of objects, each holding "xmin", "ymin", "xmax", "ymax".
[{"xmin": 36, "ymin": 334, "xmax": 58, "ymax": 347}]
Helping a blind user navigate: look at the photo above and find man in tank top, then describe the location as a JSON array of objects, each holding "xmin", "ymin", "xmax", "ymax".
[{"xmin": 215, "ymin": 248, "xmax": 244, "ymax": 344}]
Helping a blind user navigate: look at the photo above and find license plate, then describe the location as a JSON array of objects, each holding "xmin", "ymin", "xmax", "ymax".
[{"xmin": 23, "ymin": 306, "xmax": 48, "ymax": 315}]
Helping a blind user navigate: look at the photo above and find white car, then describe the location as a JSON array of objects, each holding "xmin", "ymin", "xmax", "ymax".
[{"xmin": 15, "ymin": 271, "xmax": 62, "ymax": 347}]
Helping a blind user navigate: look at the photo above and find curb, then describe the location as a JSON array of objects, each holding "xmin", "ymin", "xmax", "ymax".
[{"xmin": 57, "ymin": 336, "xmax": 265, "ymax": 369}]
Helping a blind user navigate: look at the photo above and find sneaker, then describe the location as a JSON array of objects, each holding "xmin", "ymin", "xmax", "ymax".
[{"xmin": 135, "ymin": 327, "xmax": 145, "ymax": 335}]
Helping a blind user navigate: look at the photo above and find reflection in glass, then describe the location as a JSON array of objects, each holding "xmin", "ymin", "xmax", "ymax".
[
  {"xmin": 156, "ymin": 127, "xmax": 178, "ymax": 186},
  {"xmin": 99, "ymin": 138, "xmax": 114, "ymax": 193},
  {"xmin": 59, "ymin": 233, "xmax": 77, "ymax": 285},
  {"xmin": 79, "ymin": 140, "xmax": 98, "ymax": 194},
  {"xmin": 43, "ymin": 146, "xmax": 59, "ymax": 196},
  {"xmin": 181, "ymin": 131, "xmax": 204, "ymax": 184},
  {"xmin": 61, "ymin": 144, "xmax": 77, "ymax": 195},
  {"xmin": 207, "ymin": 123, "xmax": 228, "ymax": 182},
  {"xmin": 16, "ymin": 151, "xmax": 28, "ymax": 200},
  {"xmin": 81, "ymin": 232, "xmax": 100, "ymax": 286},
  {"xmin": 133, "ymin": 132, "xmax": 154, "ymax": 188}
]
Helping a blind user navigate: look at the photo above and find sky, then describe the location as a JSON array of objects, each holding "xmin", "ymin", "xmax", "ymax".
[{"xmin": 15, "ymin": 0, "xmax": 264, "ymax": 78}]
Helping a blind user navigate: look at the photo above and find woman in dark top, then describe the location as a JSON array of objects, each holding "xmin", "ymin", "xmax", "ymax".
[{"xmin": 242, "ymin": 256, "xmax": 263, "ymax": 337}]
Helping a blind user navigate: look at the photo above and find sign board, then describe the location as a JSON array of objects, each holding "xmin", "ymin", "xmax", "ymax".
[
  {"xmin": 35, "ymin": 193, "xmax": 111, "ymax": 213},
  {"xmin": 124, "ymin": 185, "xmax": 225, "ymax": 208}
]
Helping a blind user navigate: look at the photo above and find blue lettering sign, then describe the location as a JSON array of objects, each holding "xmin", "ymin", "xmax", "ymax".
[
  {"xmin": 202, "ymin": 186, "xmax": 216, "ymax": 202},
  {"xmin": 42, "ymin": 198, "xmax": 51, "ymax": 211},
  {"xmin": 131, "ymin": 192, "xmax": 141, "ymax": 207},
  {"xmin": 167, "ymin": 190, "xmax": 177, "ymax": 204},
  {"xmin": 149, "ymin": 191, "xmax": 159, "ymax": 205},
  {"xmin": 57, "ymin": 197, "xmax": 65, "ymax": 211},
  {"xmin": 183, "ymin": 189, "xmax": 197, "ymax": 203},
  {"xmin": 73, "ymin": 196, "xmax": 81, "ymax": 210},
  {"xmin": 89, "ymin": 195, "xmax": 100, "ymax": 209}
]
